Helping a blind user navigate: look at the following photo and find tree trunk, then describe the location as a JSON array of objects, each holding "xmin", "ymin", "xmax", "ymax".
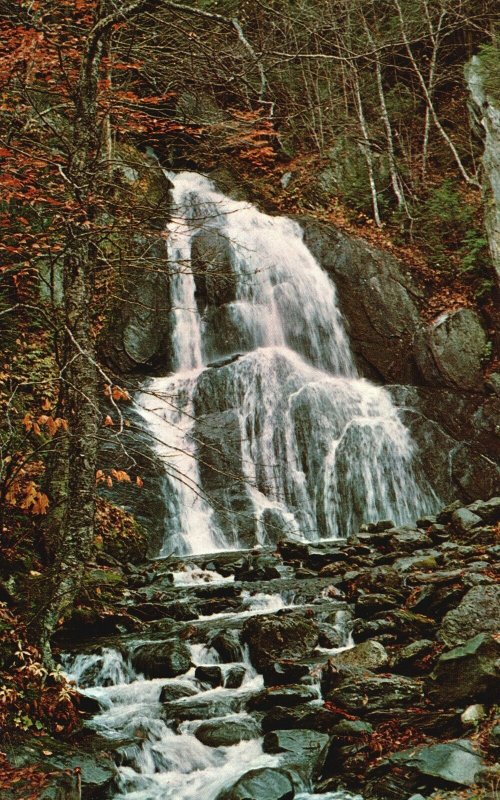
[
  {"xmin": 34, "ymin": 29, "xmax": 103, "ymax": 665},
  {"xmin": 353, "ymin": 71, "xmax": 382, "ymax": 227}
]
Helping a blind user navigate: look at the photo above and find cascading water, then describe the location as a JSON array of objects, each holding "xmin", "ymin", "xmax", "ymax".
[
  {"xmin": 63, "ymin": 572, "xmax": 356, "ymax": 800},
  {"xmin": 137, "ymin": 172, "xmax": 438, "ymax": 555}
]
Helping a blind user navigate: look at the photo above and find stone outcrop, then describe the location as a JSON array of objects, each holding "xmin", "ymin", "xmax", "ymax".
[
  {"xmin": 301, "ymin": 219, "xmax": 424, "ymax": 385},
  {"xmin": 242, "ymin": 610, "xmax": 319, "ymax": 671},
  {"xmin": 99, "ymin": 147, "xmax": 173, "ymax": 374},
  {"xmin": 301, "ymin": 218, "xmax": 498, "ymax": 502},
  {"xmin": 415, "ymin": 308, "xmax": 488, "ymax": 391},
  {"xmin": 438, "ymin": 584, "xmax": 500, "ymax": 647},
  {"xmin": 428, "ymin": 633, "xmax": 500, "ymax": 706},
  {"xmin": 132, "ymin": 639, "xmax": 191, "ymax": 678},
  {"xmin": 466, "ymin": 55, "xmax": 500, "ymax": 288}
]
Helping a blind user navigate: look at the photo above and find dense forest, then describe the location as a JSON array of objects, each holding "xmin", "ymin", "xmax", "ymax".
[{"xmin": 0, "ymin": 1, "xmax": 499, "ymax": 798}]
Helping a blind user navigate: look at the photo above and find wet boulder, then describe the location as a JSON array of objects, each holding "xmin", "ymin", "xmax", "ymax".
[
  {"xmin": 195, "ymin": 665, "xmax": 223, "ymax": 688},
  {"xmin": 330, "ymin": 640, "xmax": 389, "ymax": 671},
  {"xmin": 248, "ymin": 684, "xmax": 319, "ymax": 712},
  {"xmin": 277, "ymin": 539, "xmax": 310, "ymax": 561},
  {"xmin": 366, "ymin": 739, "xmax": 484, "ymax": 799},
  {"xmin": 427, "ymin": 633, "xmax": 500, "ymax": 706},
  {"xmin": 317, "ymin": 623, "xmax": 345, "ymax": 649},
  {"xmin": 262, "ymin": 704, "xmax": 348, "ymax": 734},
  {"xmin": 158, "ymin": 681, "xmax": 198, "ymax": 703},
  {"xmin": 163, "ymin": 693, "xmax": 250, "ymax": 725},
  {"xmin": 217, "ymin": 767, "xmax": 294, "ymax": 800},
  {"xmin": 263, "ymin": 729, "xmax": 330, "ymax": 788},
  {"xmin": 325, "ymin": 673, "xmax": 423, "ymax": 719},
  {"xmin": 262, "ymin": 660, "xmax": 310, "ymax": 687},
  {"xmin": 242, "ymin": 610, "xmax": 319, "ymax": 671},
  {"xmin": 224, "ymin": 665, "xmax": 246, "ymax": 688},
  {"xmin": 209, "ymin": 630, "xmax": 243, "ymax": 663},
  {"xmin": 158, "ymin": 599, "xmax": 198, "ymax": 621},
  {"xmin": 438, "ymin": 584, "xmax": 500, "ymax": 647},
  {"xmin": 132, "ymin": 640, "xmax": 191, "ymax": 679},
  {"xmin": 195, "ymin": 717, "xmax": 261, "ymax": 747}
]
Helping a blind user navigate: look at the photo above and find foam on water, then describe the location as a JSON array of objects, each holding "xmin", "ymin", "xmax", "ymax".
[
  {"xmin": 63, "ymin": 644, "xmax": 273, "ymax": 800},
  {"xmin": 136, "ymin": 171, "xmax": 438, "ymax": 555}
]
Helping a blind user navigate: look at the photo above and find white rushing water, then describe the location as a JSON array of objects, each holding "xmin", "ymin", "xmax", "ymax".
[
  {"xmin": 137, "ymin": 171, "xmax": 438, "ymax": 555},
  {"xmin": 64, "ymin": 644, "xmax": 273, "ymax": 800},
  {"xmin": 63, "ymin": 591, "xmax": 355, "ymax": 800}
]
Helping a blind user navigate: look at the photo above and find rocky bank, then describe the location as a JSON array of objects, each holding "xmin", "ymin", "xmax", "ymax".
[{"xmin": 5, "ymin": 496, "xmax": 499, "ymax": 800}]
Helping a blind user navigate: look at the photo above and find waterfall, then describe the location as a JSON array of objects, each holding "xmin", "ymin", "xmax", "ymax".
[{"xmin": 137, "ymin": 172, "xmax": 437, "ymax": 554}]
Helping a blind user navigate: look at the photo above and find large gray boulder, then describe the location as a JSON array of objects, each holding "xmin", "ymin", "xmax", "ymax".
[
  {"xmin": 195, "ymin": 717, "xmax": 261, "ymax": 747},
  {"xmin": 366, "ymin": 738, "xmax": 484, "ymax": 800},
  {"xmin": 325, "ymin": 673, "xmax": 423, "ymax": 718},
  {"xmin": 385, "ymin": 739, "xmax": 483, "ymax": 786},
  {"xmin": 217, "ymin": 767, "xmax": 295, "ymax": 800},
  {"xmin": 301, "ymin": 220, "xmax": 423, "ymax": 384},
  {"xmin": 263, "ymin": 729, "xmax": 330, "ymax": 788},
  {"xmin": 242, "ymin": 611, "xmax": 319, "ymax": 671},
  {"xmin": 163, "ymin": 693, "xmax": 249, "ymax": 724},
  {"xmin": 428, "ymin": 633, "xmax": 500, "ymax": 706},
  {"xmin": 248, "ymin": 684, "xmax": 319, "ymax": 712},
  {"xmin": 132, "ymin": 639, "xmax": 191, "ymax": 679},
  {"xmin": 329, "ymin": 639, "xmax": 389, "ymax": 671},
  {"xmin": 438, "ymin": 585, "xmax": 500, "ymax": 646},
  {"xmin": 416, "ymin": 308, "xmax": 488, "ymax": 390},
  {"xmin": 99, "ymin": 148, "xmax": 173, "ymax": 374},
  {"xmin": 262, "ymin": 703, "xmax": 350, "ymax": 734}
]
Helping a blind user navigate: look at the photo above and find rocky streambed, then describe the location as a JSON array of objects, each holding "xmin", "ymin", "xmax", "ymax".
[{"xmin": 6, "ymin": 497, "xmax": 500, "ymax": 800}]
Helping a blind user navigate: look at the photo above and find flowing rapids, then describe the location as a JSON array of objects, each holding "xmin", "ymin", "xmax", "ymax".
[
  {"xmin": 136, "ymin": 171, "xmax": 438, "ymax": 555},
  {"xmin": 63, "ymin": 575, "xmax": 356, "ymax": 800}
]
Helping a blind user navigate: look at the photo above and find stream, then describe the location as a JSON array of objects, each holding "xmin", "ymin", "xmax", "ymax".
[{"xmin": 63, "ymin": 172, "xmax": 441, "ymax": 799}]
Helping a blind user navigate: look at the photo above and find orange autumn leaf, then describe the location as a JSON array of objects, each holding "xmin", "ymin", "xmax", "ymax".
[
  {"xmin": 31, "ymin": 492, "xmax": 49, "ymax": 515},
  {"xmin": 110, "ymin": 469, "xmax": 131, "ymax": 482},
  {"xmin": 22, "ymin": 413, "xmax": 32, "ymax": 431},
  {"xmin": 111, "ymin": 385, "xmax": 130, "ymax": 402}
]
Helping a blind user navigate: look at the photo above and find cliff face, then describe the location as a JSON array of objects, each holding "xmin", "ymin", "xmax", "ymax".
[
  {"xmin": 301, "ymin": 220, "xmax": 499, "ymax": 503},
  {"xmin": 466, "ymin": 55, "xmax": 500, "ymax": 289}
]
